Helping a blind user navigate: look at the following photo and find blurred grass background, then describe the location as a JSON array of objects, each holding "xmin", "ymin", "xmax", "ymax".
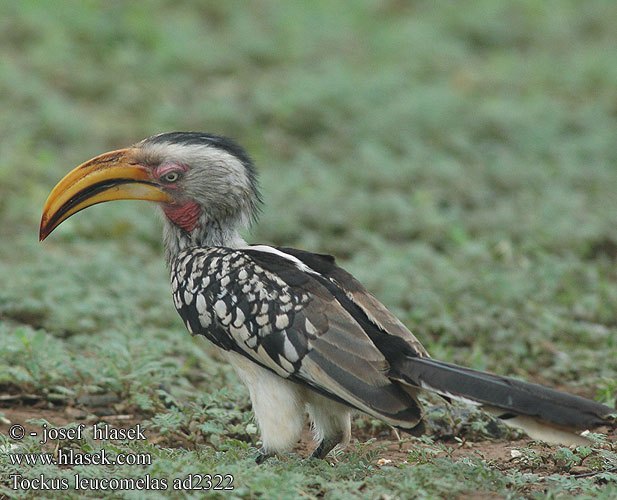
[{"xmin": 1, "ymin": 1, "xmax": 617, "ymax": 498}]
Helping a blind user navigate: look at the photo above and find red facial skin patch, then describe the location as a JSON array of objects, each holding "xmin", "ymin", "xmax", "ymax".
[
  {"xmin": 162, "ymin": 201, "xmax": 201, "ymax": 232},
  {"xmin": 153, "ymin": 163, "xmax": 200, "ymax": 231}
]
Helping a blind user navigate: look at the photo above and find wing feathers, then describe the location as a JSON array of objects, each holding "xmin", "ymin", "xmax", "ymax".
[
  {"xmin": 279, "ymin": 247, "xmax": 428, "ymax": 356},
  {"xmin": 301, "ymin": 351, "xmax": 422, "ymax": 427}
]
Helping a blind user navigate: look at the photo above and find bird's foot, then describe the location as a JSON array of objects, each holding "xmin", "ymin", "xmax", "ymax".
[
  {"xmin": 310, "ymin": 433, "xmax": 342, "ymax": 460},
  {"xmin": 255, "ymin": 447, "xmax": 273, "ymax": 464}
]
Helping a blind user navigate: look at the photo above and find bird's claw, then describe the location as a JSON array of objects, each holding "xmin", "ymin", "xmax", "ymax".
[{"xmin": 255, "ymin": 447, "xmax": 272, "ymax": 464}]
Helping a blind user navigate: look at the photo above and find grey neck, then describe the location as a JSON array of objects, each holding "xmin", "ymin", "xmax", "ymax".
[{"xmin": 163, "ymin": 213, "xmax": 247, "ymax": 266}]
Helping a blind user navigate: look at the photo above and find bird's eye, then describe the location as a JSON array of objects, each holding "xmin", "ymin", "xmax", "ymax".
[{"xmin": 162, "ymin": 172, "xmax": 181, "ymax": 183}]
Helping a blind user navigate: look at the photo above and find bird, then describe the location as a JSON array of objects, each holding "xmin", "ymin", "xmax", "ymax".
[{"xmin": 40, "ymin": 132, "xmax": 615, "ymax": 462}]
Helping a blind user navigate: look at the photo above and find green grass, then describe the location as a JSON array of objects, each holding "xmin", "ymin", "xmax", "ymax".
[{"xmin": 1, "ymin": 0, "xmax": 617, "ymax": 498}]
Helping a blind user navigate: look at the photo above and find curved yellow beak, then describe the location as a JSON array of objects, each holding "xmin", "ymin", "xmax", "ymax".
[{"xmin": 39, "ymin": 148, "xmax": 174, "ymax": 241}]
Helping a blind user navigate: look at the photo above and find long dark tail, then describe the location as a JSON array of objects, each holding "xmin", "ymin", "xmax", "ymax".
[{"xmin": 394, "ymin": 356, "xmax": 615, "ymax": 445}]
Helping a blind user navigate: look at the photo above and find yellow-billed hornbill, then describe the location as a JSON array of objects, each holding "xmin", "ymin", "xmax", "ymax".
[{"xmin": 40, "ymin": 132, "xmax": 615, "ymax": 461}]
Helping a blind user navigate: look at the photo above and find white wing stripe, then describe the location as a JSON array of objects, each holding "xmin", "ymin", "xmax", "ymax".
[{"xmin": 242, "ymin": 245, "xmax": 319, "ymax": 275}]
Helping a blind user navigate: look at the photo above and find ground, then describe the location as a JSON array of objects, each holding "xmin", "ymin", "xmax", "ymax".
[
  {"xmin": 0, "ymin": 381, "xmax": 615, "ymax": 499},
  {"xmin": 1, "ymin": 1, "xmax": 617, "ymax": 499}
]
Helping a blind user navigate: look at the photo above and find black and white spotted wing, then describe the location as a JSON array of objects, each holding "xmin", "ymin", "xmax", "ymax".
[
  {"xmin": 170, "ymin": 245, "xmax": 424, "ymax": 428},
  {"xmin": 171, "ymin": 246, "xmax": 312, "ymax": 370}
]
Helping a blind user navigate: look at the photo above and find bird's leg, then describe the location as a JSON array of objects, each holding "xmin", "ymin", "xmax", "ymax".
[
  {"xmin": 255, "ymin": 446, "xmax": 274, "ymax": 464},
  {"xmin": 306, "ymin": 394, "xmax": 351, "ymax": 460},
  {"xmin": 310, "ymin": 431, "xmax": 343, "ymax": 460},
  {"xmin": 226, "ymin": 352, "xmax": 305, "ymax": 465}
]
